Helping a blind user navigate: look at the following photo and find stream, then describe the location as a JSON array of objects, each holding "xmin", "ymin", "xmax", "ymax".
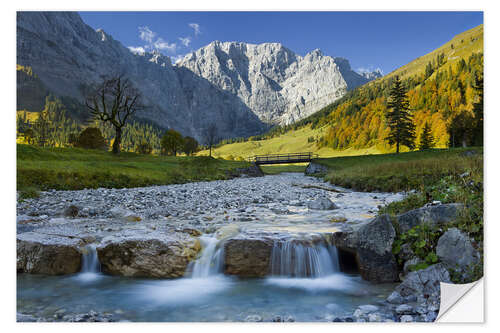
[{"xmin": 17, "ymin": 173, "xmax": 404, "ymax": 322}]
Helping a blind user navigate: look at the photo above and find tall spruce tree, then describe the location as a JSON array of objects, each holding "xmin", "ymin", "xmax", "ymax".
[
  {"xmin": 418, "ymin": 122, "xmax": 434, "ymax": 150},
  {"xmin": 385, "ymin": 76, "xmax": 416, "ymax": 153}
]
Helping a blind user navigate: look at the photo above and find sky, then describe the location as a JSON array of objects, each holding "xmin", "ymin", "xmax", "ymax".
[{"xmin": 79, "ymin": 11, "xmax": 483, "ymax": 74}]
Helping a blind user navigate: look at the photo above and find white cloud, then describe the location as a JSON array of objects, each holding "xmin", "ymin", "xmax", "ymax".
[
  {"xmin": 128, "ymin": 46, "xmax": 146, "ymax": 55},
  {"xmin": 154, "ymin": 37, "xmax": 177, "ymax": 53},
  {"xmin": 179, "ymin": 36, "xmax": 191, "ymax": 47},
  {"xmin": 357, "ymin": 66, "xmax": 384, "ymax": 75},
  {"xmin": 189, "ymin": 23, "xmax": 201, "ymax": 36},
  {"xmin": 138, "ymin": 26, "xmax": 156, "ymax": 43}
]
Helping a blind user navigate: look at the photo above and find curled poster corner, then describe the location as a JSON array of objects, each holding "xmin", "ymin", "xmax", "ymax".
[{"xmin": 436, "ymin": 278, "xmax": 484, "ymax": 322}]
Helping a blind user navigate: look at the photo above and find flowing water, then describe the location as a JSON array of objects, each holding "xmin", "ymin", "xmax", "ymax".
[{"xmin": 17, "ymin": 235, "xmax": 396, "ymax": 322}]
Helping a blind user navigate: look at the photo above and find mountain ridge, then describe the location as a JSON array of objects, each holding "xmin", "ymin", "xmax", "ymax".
[{"xmin": 17, "ymin": 11, "xmax": 379, "ymax": 142}]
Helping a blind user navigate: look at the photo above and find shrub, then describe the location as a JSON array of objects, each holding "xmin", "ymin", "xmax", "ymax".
[
  {"xmin": 75, "ymin": 127, "xmax": 107, "ymax": 150},
  {"xmin": 182, "ymin": 136, "xmax": 198, "ymax": 156},
  {"xmin": 136, "ymin": 141, "xmax": 153, "ymax": 155},
  {"xmin": 18, "ymin": 186, "xmax": 40, "ymax": 199}
]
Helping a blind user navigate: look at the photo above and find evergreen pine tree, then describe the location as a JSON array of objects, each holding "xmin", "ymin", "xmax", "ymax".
[
  {"xmin": 418, "ymin": 122, "xmax": 434, "ymax": 150},
  {"xmin": 385, "ymin": 76, "xmax": 416, "ymax": 153}
]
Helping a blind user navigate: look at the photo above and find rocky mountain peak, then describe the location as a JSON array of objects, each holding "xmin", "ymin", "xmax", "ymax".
[{"xmin": 17, "ymin": 11, "xmax": 380, "ymax": 142}]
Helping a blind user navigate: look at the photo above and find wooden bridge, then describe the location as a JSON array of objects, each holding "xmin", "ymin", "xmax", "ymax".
[{"xmin": 248, "ymin": 152, "xmax": 318, "ymax": 165}]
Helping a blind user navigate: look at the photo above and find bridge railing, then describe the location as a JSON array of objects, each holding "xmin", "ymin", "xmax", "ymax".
[{"xmin": 248, "ymin": 152, "xmax": 319, "ymax": 164}]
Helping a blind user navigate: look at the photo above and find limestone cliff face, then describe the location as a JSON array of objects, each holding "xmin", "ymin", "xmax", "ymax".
[
  {"xmin": 177, "ymin": 43, "xmax": 374, "ymax": 125},
  {"xmin": 17, "ymin": 11, "xmax": 378, "ymax": 141}
]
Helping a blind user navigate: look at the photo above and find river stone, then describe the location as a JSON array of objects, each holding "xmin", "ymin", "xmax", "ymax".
[
  {"xmin": 244, "ymin": 315, "xmax": 263, "ymax": 322},
  {"xmin": 307, "ymin": 197, "xmax": 339, "ymax": 210},
  {"xmin": 224, "ymin": 236, "xmax": 274, "ymax": 277},
  {"xmin": 436, "ymin": 228, "xmax": 480, "ymax": 272},
  {"xmin": 97, "ymin": 232, "xmax": 201, "ymax": 278},
  {"xmin": 396, "ymin": 203, "xmax": 464, "ymax": 233},
  {"xmin": 17, "ymin": 313, "xmax": 38, "ymax": 322},
  {"xmin": 386, "ymin": 291, "xmax": 404, "ymax": 304},
  {"xmin": 400, "ymin": 315, "xmax": 414, "ymax": 322},
  {"xmin": 63, "ymin": 205, "xmax": 79, "ymax": 218},
  {"xmin": 355, "ymin": 214, "xmax": 399, "ymax": 282},
  {"xmin": 395, "ymin": 304, "xmax": 413, "ymax": 314},
  {"xmin": 395, "ymin": 263, "xmax": 450, "ymax": 297},
  {"xmin": 332, "ymin": 215, "xmax": 398, "ymax": 282},
  {"xmin": 17, "ymin": 232, "xmax": 82, "ymax": 274},
  {"xmin": 304, "ymin": 162, "xmax": 328, "ymax": 175}
]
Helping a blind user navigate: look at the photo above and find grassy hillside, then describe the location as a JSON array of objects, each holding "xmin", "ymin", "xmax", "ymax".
[
  {"xmin": 17, "ymin": 144, "xmax": 249, "ymax": 194},
  {"xmin": 385, "ymin": 25, "xmax": 483, "ymax": 81},
  {"xmin": 198, "ymin": 125, "xmax": 386, "ymax": 159},
  {"xmin": 208, "ymin": 24, "xmax": 483, "ymax": 158}
]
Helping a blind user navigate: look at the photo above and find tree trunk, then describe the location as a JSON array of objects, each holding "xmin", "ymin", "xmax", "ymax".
[
  {"xmin": 396, "ymin": 141, "xmax": 400, "ymax": 154},
  {"xmin": 209, "ymin": 145, "xmax": 212, "ymax": 157},
  {"xmin": 113, "ymin": 127, "xmax": 122, "ymax": 154}
]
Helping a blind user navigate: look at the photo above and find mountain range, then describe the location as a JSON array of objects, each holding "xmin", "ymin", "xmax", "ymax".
[{"xmin": 16, "ymin": 11, "xmax": 380, "ymax": 142}]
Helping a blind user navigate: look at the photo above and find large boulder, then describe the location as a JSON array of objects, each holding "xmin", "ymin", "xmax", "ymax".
[
  {"xmin": 224, "ymin": 236, "xmax": 274, "ymax": 277},
  {"xmin": 97, "ymin": 231, "xmax": 201, "ymax": 278},
  {"xmin": 17, "ymin": 232, "xmax": 83, "ymax": 274},
  {"xmin": 332, "ymin": 214, "xmax": 398, "ymax": 282},
  {"xmin": 305, "ymin": 162, "xmax": 328, "ymax": 175},
  {"xmin": 355, "ymin": 214, "xmax": 399, "ymax": 282},
  {"xmin": 436, "ymin": 228, "xmax": 480, "ymax": 272},
  {"xmin": 395, "ymin": 263, "xmax": 450, "ymax": 297},
  {"xmin": 396, "ymin": 203, "xmax": 464, "ymax": 234},
  {"xmin": 307, "ymin": 197, "xmax": 339, "ymax": 210}
]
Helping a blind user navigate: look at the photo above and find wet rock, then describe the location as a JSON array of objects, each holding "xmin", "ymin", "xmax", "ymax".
[
  {"xmin": 399, "ymin": 315, "xmax": 414, "ymax": 322},
  {"xmin": 395, "ymin": 263, "xmax": 450, "ymax": 297},
  {"xmin": 176, "ymin": 227, "xmax": 202, "ymax": 237},
  {"xmin": 305, "ymin": 162, "xmax": 328, "ymax": 175},
  {"xmin": 215, "ymin": 224, "xmax": 240, "ymax": 240},
  {"xmin": 17, "ymin": 232, "xmax": 82, "ymax": 274},
  {"xmin": 224, "ymin": 236, "xmax": 273, "ymax": 277},
  {"xmin": 245, "ymin": 314, "xmax": 263, "ymax": 322},
  {"xmin": 307, "ymin": 197, "xmax": 339, "ymax": 210},
  {"xmin": 395, "ymin": 304, "xmax": 413, "ymax": 315},
  {"xmin": 332, "ymin": 214, "xmax": 398, "ymax": 282},
  {"xmin": 436, "ymin": 228, "xmax": 480, "ymax": 272},
  {"xmin": 396, "ymin": 203, "xmax": 464, "ymax": 233},
  {"xmin": 386, "ymin": 291, "xmax": 404, "ymax": 304},
  {"xmin": 355, "ymin": 215, "xmax": 399, "ymax": 282},
  {"xmin": 368, "ymin": 313, "xmax": 383, "ymax": 322},
  {"xmin": 109, "ymin": 206, "xmax": 142, "ymax": 221},
  {"xmin": 97, "ymin": 232, "xmax": 201, "ymax": 278},
  {"xmin": 63, "ymin": 310, "xmax": 114, "ymax": 322},
  {"xmin": 17, "ymin": 313, "xmax": 38, "ymax": 322},
  {"xmin": 358, "ymin": 305, "xmax": 379, "ymax": 313},
  {"xmin": 424, "ymin": 311, "xmax": 438, "ymax": 322}
]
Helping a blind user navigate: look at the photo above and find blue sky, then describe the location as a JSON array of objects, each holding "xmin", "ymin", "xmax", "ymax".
[{"xmin": 79, "ymin": 11, "xmax": 483, "ymax": 74}]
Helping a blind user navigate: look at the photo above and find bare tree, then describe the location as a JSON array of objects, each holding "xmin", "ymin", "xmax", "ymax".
[
  {"xmin": 85, "ymin": 75, "xmax": 143, "ymax": 154},
  {"xmin": 202, "ymin": 123, "xmax": 219, "ymax": 157}
]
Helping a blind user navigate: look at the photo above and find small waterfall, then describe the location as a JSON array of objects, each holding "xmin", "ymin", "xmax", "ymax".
[
  {"xmin": 270, "ymin": 240, "xmax": 340, "ymax": 278},
  {"xmin": 190, "ymin": 236, "xmax": 224, "ymax": 278},
  {"xmin": 76, "ymin": 244, "xmax": 101, "ymax": 282}
]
